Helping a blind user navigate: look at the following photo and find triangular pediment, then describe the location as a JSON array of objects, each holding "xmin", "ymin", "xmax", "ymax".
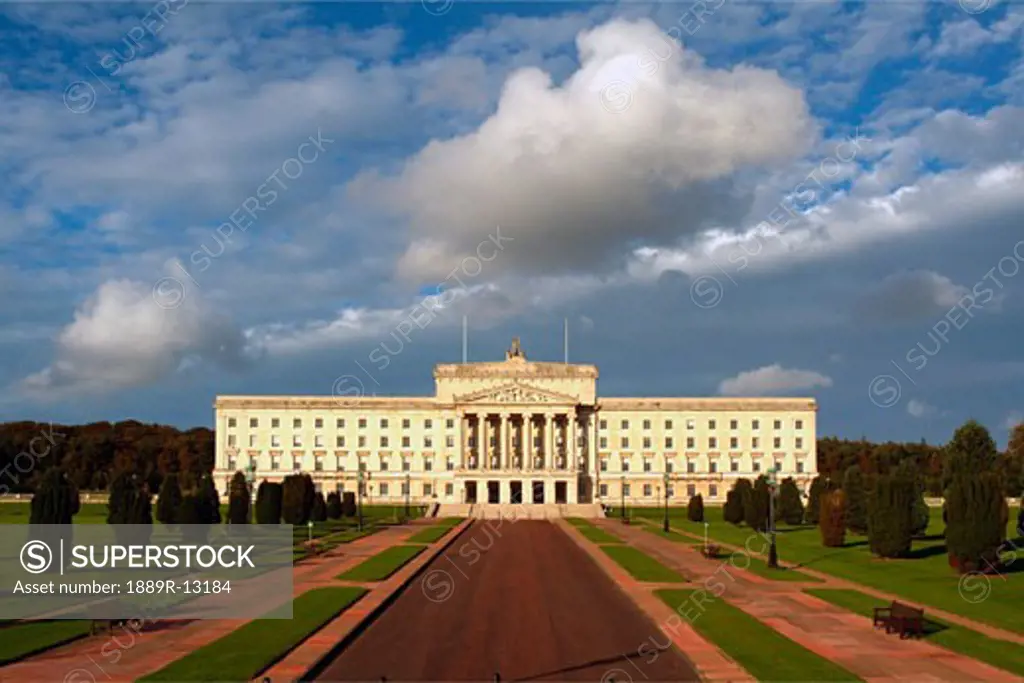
[{"xmin": 455, "ymin": 381, "xmax": 577, "ymax": 405}]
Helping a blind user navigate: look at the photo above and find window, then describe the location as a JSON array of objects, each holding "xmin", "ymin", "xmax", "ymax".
[
  {"xmin": 271, "ymin": 458, "xmax": 280, "ymax": 471},
  {"xmin": 380, "ymin": 461, "xmax": 389, "ymax": 471},
  {"xmin": 358, "ymin": 418, "xmax": 367, "ymax": 428},
  {"xmin": 774, "ymin": 437, "xmax": 782, "ymax": 448},
  {"xmin": 293, "ymin": 459, "xmax": 301, "ymax": 472},
  {"xmin": 228, "ymin": 457, "xmax": 236, "ymax": 469},
  {"xmin": 446, "ymin": 435, "xmax": 455, "ymax": 448},
  {"xmin": 622, "ymin": 460, "xmax": 630, "ymax": 472},
  {"xmin": 752, "ymin": 437, "xmax": 760, "ymax": 449},
  {"xmin": 665, "ymin": 419, "xmax": 673, "ymax": 429},
  {"xmin": 686, "ymin": 419, "xmax": 695, "ymax": 430},
  {"xmin": 599, "ymin": 419, "xmax": 607, "ymax": 430},
  {"xmin": 600, "ymin": 460, "xmax": 608, "ymax": 472},
  {"xmin": 710, "ymin": 461, "xmax": 718, "ymax": 473},
  {"xmin": 446, "ymin": 419, "xmax": 454, "ymax": 429},
  {"xmin": 795, "ymin": 419, "xmax": 804, "ymax": 430},
  {"xmin": 424, "ymin": 436, "xmax": 433, "ymax": 448},
  {"xmin": 796, "ymin": 437, "xmax": 804, "ymax": 449},
  {"xmin": 336, "ymin": 418, "xmax": 345, "ymax": 429},
  {"xmin": 643, "ymin": 484, "xmax": 652, "ymax": 497},
  {"xmin": 709, "ymin": 437, "xmax": 718, "ymax": 449},
  {"xmin": 709, "ymin": 484, "xmax": 718, "ymax": 497},
  {"xmin": 599, "ymin": 483, "xmax": 608, "ymax": 496},
  {"xmin": 228, "ymin": 418, "xmax": 237, "ymax": 428},
  {"xmin": 380, "ymin": 418, "xmax": 389, "ymax": 428},
  {"xmin": 272, "ymin": 417, "xmax": 280, "ymax": 428},
  {"xmin": 423, "ymin": 483, "xmax": 432, "ymax": 496},
  {"xmin": 730, "ymin": 460, "xmax": 739, "ymax": 472},
  {"xmin": 687, "ymin": 460, "xmax": 695, "ymax": 473},
  {"xmin": 446, "ymin": 460, "xmax": 454, "ymax": 471},
  {"xmin": 292, "ymin": 435, "xmax": 302, "ymax": 447},
  {"xmin": 359, "ymin": 461, "xmax": 366, "ymax": 471},
  {"xmin": 621, "ymin": 419, "xmax": 629, "ymax": 429},
  {"xmin": 753, "ymin": 461, "xmax": 761, "ymax": 472},
  {"xmin": 620, "ymin": 437, "xmax": 629, "ymax": 449},
  {"xmin": 730, "ymin": 437, "xmax": 738, "ymax": 449},
  {"xmin": 665, "ymin": 437, "xmax": 674, "ymax": 449},
  {"xmin": 666, "ymin": 461, "xmax": 673, "ymax": 472},
  {"xmin": 425, "ymin": 419, "xmax": 433, "ymax": 429},
  {"xmin": 227, "ymin": 435, "xmax": 236, "ymax": 446},
  {"xmin": 402, "ymin": 460, "xmax": 410, "ymax": 472},
  {"xmin": 293, "ymin": 418, "xmax": 301, "ymax": 429},
  {"xmin": 445, "ymin": 483, "xmax": 454, "ymax": 496},
  {"xmin": 358, "ymin": 436, "xmax": 366, "ymax": 448},
  {"xmin": 709, "ymin": 419, "xmax": 717, "ymax": 429},
  {"xmin": 797, "ymin": 461, "xmax": 805, "ymax": 473},
  {"xmin": 336, "ymin": 483, "xmax": 345, "ymax": 493},
  {"xmin": 271, "ymin": 435, "xmax": 281, "ymax": 448},
  {"xmin": 315, "ymin": 435, "xmax": 324, "ymax": 448},
  {"xmin": 336, "ymin": 435, "xmax": 345, "ymax": 448},
  {"xmin": 686, "ymin": 437, "xmax": 695, "ymax": 449},
  {"xmin": 425, "ymin": 460, "xmax": 433, "ymax": 471},
  {"xmin": 599, "ymin": 436, "xmax": 608, "ymax": 449},
  {"xmin": 643, "ymin": 460, "xmax": 652, "ymax": 472},
  {"xmin": 380, "ymin": 436, "xmax": 389, "ymax": 448},
  {"xmin": 643, "ymin": 437, "xmax": 652, "ymax": 449},
  {"xmin": 250, "ymin": 418, "xmax": 258, "ymax": 428},
  {"xmin": 380, "ymin": 483, "xmax": 389, "ymax": 495},
  {"xmin": 402, "ymin": 436, "xmax": 411, "ymax": 448},
  {"xmin": 643, "ymin": 419, "xmax": 651, "ymax": 430},
  {"xmin": 402, "ymin": 419, "xmax": 410, "ymax": 429},
  {"xmin": 315, "ymin": 418, "xmax": 323, "ymax": 429},
  {"xmin": 687, "ymin": 484, "xmax": 696, "ymax": 497},
  {"xmin": 315, "ymin": 458, "xmax": 323, "ymax": 471},
  {"xmin": 752, "ymin": 419, "xmax": 760, "ymax": 430},
  {"xmin": 730, "ymin": 419, "xmax": 738, "ymax": 430},
  {"xmin": 623, "ymin": 484, "xmax": 631, "ymax": 496},
  {"xmin": 774, "ymin": 419, "xmax": 782, "ymax": 430}
]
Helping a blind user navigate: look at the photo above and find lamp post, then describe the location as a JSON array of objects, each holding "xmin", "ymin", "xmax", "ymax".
[
  {"xmin": 246, "ymin": 461, "xmax": 257, "ymax": 524},
  {"xmin": 767, "ymin": 465, "xmax": 779, "ymax": 568},
  {"xmin": 663, "ymin": 470, "xmax": 670, "ymax": 533},
  {"xmin": 356, "ymin": 469, "xmax": 364, "ymax": 532},
  {"xmin": 620, "ymin": 475, "xmax": 625, "ymax": 521},
  {"xmin": 404, "ymin": 473, "xmax": 411, "ymax": 520}
]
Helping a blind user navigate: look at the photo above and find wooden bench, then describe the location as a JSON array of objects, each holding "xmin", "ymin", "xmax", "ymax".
[
  {"xmin": 701, "ymin": 544, "xmax": 720, "ymax": 559},
  {"xmin": 873, "ymin": 601, "xmax": 924, "ymax": 639}
]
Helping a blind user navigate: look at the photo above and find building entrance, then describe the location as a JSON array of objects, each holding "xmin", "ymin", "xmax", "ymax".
[
  {"xmin": 510, "ymin": 481, "xmax": 524, "ymax": 504},
  {"xmin": 465, "ymin": 481, "xmax": 477, "ymax": 504},
  {"xmin": 555, "ymin": 481, "xmax": 567, "ymax": 504},
  {"xmin": 487, "ymin": 481, "xmax": 500, "ymax": 504},
  {"xmin": 532, "ymin": 480, "xmax": 545, "ymax": 504}
]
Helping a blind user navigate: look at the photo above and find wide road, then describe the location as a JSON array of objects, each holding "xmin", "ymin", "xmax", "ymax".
[{"xmin": 315, "ymin": 520, "xmax": 699, "ymax": 681}]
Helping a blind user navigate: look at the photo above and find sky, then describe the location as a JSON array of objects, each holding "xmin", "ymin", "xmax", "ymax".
[{"xmin": 0, "ymin": 0, "xmax": 1022, "ymax": 445}]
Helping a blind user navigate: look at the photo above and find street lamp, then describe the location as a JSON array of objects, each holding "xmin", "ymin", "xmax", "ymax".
[
  {"xmin": 767, "ymin": 465, "xmax": 779, "ymax": 568},
  {"xmin": 404, "ymin": 473, "xmax": 411, "ymax": 520},
  {"xmin": 663, "ymin": 470, "xmax": 670, "ymax": 533},
  {"xmin": 246, "ymin": 461, "xmax": 257, "ymax": 524},
  {"xmin": 356, "ymin": 469, "xmax": 364, "ymax": 532},
  {"xmin": 620, "ymin": 475, "xmax": 625, "ymax": 521}
]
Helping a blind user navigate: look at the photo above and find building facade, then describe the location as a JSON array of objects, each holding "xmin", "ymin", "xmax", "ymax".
[{"xmin": 214, "ymin": 339, "xmax": 818, "ymax": 506}]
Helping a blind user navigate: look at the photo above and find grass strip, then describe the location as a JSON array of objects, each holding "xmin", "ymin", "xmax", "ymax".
[
  {"xmin": 142, "ymin": 587, "xmax": 366, "ymax": 682},
  {"xmin": 0, "ymin": 621, "xmax": 93, "ymax": 665},
  {"xmin": 806, "ymin": 588, "xmax": 1024, "ymax": 677},
  {"xmin": 405, "ymin": 518, "xmax": 463, "ymax": 544},
  {"xmin": 601, "ymin": 545, "xmax": 686, "ymax": 583},
  {"xmin": 656, "ymin": 589, "xmax": 860, "ymax": 681},
  {"xmin": 336, "ymin": 545, "xmax": 425, "ymax": 582}
]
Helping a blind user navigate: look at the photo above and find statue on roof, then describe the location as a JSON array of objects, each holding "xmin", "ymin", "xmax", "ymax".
[{"xmin": 506, "ymin": 336, "xmax": 526, "ymax": 360}]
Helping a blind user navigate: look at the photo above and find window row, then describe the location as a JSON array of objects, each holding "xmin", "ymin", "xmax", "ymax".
[
  {"xmin": 227, "ymin": 417, "xmax": 457, "ymax": 430},
  {"xmin": 600, "ymin": 459, "xmax": 806, "ymax": 474},
  {"xmin": 599, "ymin": 418, "xmax": 804, "ymax": 431},
  {"xmin": 599, "ymin": 435, "xmax": 804, "ymax": 450},
  {"xmin": 227, "ymin": 455, "xmax": 456, "ymax": 472},
  {"xmin": 227, "ymin": 434, "xmax": 459, "ymax": 449},
  {"xmin": 598, "ymin": 483, "xmax": 720, "ymax": 498}
]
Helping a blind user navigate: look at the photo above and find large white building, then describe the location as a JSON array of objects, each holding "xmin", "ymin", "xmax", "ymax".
[{"xmin": 214, "ymin": 339, "xmax": 817, "ymax": 507}]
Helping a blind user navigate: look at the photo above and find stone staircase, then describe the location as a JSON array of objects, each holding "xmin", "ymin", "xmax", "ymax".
[{"xmin": 436, "ymin": 502, "xmax": 605, "ymax": 520}]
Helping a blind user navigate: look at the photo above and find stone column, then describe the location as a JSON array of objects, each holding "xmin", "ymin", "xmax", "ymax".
[
  {"xmin": 498, "ymin": 412, "xmax": 508, "ymax": 470},
  {"xmin": 481, "ymin": 414, "xmax": 489, "ymax": 471},
  {"xmin": 545, "ymin": 413, "xmax": 555, "ymax": 471},
  {"xmin": 457, "ymin": 411, "xmax": 466, "ymax": 470},
  {"xmin": 524, "ymin": 413, "xmax": 533, "ymax": 472}
]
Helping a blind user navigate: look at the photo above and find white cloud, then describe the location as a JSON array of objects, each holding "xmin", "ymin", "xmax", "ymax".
[
  {"xmin": 717, "ymin": 364, "xmax": 832, "ymax": 396},
  {"xmin": 856, "ymin": 270, "xmax": 969, "ymax": 322},
  {"xmin": 1004, "ymin": 411, "xmax": 1024, "ymax": 431},
  {"xmin": 907, "ymin": 399, "xmax": 938, "ymax": 419},
  {"xmin": 351, "ymin": 17, "xmax": 815, "ymax": 282}
]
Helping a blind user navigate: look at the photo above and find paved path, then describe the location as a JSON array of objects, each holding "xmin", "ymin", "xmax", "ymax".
[
  {"xmin": 595, "ymin": 518, "xmax": 1022, "ymax": 683},
  {"xmin": 0, "ymin": 524, "xmax": 428, "ymax": 682},
  {"xmin": 314, "ymin": 520, "xmax": 700, "ymax": 681}
]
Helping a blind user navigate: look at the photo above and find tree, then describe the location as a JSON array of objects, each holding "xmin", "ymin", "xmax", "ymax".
[
  {"xmin": 194, "ymin": 475, "xmax": 221, "ymax": 525},
  {"xmin": 777, "ymin": 477, "xmax": 804, "ymax": 525},
  {"xmin": 256, "ymin": 481, "xmax": 283, "ymax": 524},
  {"xmin": 687, "ymin": 494, "xmax": 704, "ymax": 522},
  {"xmin": 945, "ymin": 470, "xmax": 1005, "ymax": 573},
  {"xmin": 723, "ymin": 487, "xmax": 744, "ymax": 525},
  {"xmin": 1017, "ymin": 499, "xmax": 1024, "ymax": 538},
  {"xmin": 868, "ymin": 473, "xmax": 914, "ymax": 558},
  {"xmin": 107, "ymin": 471, "xmax": 153, "ymax": 525},
  {"xmin": 842, "ymin": 465, "xmax": 868, "ymax": 534},
  {"xmin": 177, "ymin": 494, "xmax": 211, "ymax": 544},
  {"xmin": 282, "ymin": 474, "xmax": 316, "ymax": 525},
  {"xmin": 341, "ymin": 491, "xmax": 357, "ymax": 518},
  {"xmin": 820, "ymin": 489, "xmax": 846, "ymax": 547},
  {"xmin": 1003, "ymin": 422, "xmax": 1024, "ymax": 497},
  {"xmin": 943, "ymin": 420, "xmax": 998, "ymax": 489},
  {"xmin": 895, "ymin": 459, "xmax": 930, "ymax": 536},
  {"xmin": 156, "ymin": 472, "xmax": 182, "ymax": 526},
  {"xmin": 744, "ymin": 476, "xmax": 771, "ymax": 532},
  {"xmin": 227, "ymin": 472, "xmax": 250, "ymax": 524},
  {"xmin": 326, "ymin": 492, "xmax": 343, "ymax": 520},
  {"xmin": 805, "ymin": 475, "xmax": 825, "ymax": 525},
  {"xmin": 312, "ymin": 492, "xmax": 328, "ymax": 522},
  {"xmin": 30, "ymin": 468, "xmax": 79, "ymax": 524}
]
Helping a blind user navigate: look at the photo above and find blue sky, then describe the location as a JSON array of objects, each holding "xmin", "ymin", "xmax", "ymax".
[{"xmin": 1, "ymin": 0, "xmax": 1023, "ymax": 446}]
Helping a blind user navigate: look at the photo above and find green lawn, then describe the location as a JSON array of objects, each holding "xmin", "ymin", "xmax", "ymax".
[
  {"xmin": 0, "ymin": 621, "xmax": 93, "ymax": 665},
  {"xmin": 656, "ymin": 589, "xmax": 860, "ymax": 681},
  {"xmin": 601, "ymin": 545, "xmax": 686, "ymax": 583},
  {"xmin": 336, "ymin": 545, "xmax": 425, "ymax": 581},
  {"xmin": 806, "ymin": 588, "xmax": 1024, "ymax": 677},
  {"xmin": 405, "ymin": 517, "xmax": 463, "ymax": 544},
  {"xmin": 630, "ymin": 506, "xmax": 1024, "ymax": 635},
  {"xmin": 566, "ymin": 518, "xmax": 624, "ymax": 544},
  {"xmin": 142, "ymin": 587, "xmax": 366, "ymax": 681}
]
